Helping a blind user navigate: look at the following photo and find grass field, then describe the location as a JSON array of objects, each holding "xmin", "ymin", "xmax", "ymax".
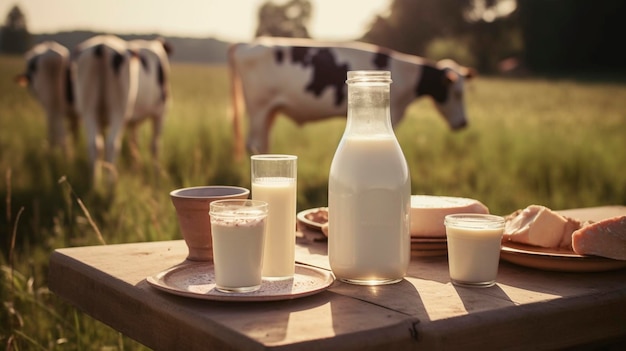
[{"xmin": 1, "ymin": 53, "xmax": 625, "ymax": 350}]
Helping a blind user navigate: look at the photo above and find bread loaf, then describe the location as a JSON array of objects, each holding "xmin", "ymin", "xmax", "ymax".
[
  {"xmin": 572, "ymin": 215, "xmax": 626, "ymax": 260},
  {"xmin": 503, "ymin": 205, "xmax": 583, "ymax": 248}
]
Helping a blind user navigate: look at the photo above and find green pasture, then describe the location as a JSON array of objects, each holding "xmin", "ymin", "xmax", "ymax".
[{"xmin": 1, "ymin": 53, "xmax": 625, "ymax": 350}]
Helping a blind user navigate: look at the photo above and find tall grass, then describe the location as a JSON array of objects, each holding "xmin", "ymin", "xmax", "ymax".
[{"xmin": 1, "ymin": 53, "xmax": 625, "ymax": 350}]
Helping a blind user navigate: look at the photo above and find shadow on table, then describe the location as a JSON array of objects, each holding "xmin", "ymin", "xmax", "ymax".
[
  {"xmin": 330, "ymin": 278, "xmax": 424, "ymax": 317},
  {"xmin": 329, "ymin": 278, "xmax": 422, "ymax": 347},
  {"xmin": 406, "ymin": 255, "xmax": 518, "ymax": 317},
  {"xmin": 453, "ymin": 283, "xmax": 515, "ymax": 314}
]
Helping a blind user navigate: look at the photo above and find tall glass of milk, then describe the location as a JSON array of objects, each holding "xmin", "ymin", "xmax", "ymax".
[
  {"xmin": 444, "ymin": 214, "xmax": 505, "ymax": 288},
  {"xmin": 328, "ymin": 71, "xmax": 411, "ymax": 285},
  {"xmin": 251, "ymin": 154, "xmax": 297, "ymax": 280}
]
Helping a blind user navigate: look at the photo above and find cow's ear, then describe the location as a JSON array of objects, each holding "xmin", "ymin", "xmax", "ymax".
[
  {"xmin": 128, "ymin": 48, "xmax": 140, "ymax": 58},
  {"xmin": 464, "ymin": 67, "xmax": 478, "ymax": 79},
  {"xmin": 14, "ymin": 73, "xmax": 29, "ymax": 87},
  {"xmin": 157, "ymin": 37, "xmax": 173, "ymax": 56},
  {"xmin": 444, "ymin": 69, "xmax": 457, "ymax": 85}
]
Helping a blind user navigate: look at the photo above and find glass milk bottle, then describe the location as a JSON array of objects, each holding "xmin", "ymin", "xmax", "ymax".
[{"xmin": 328, "ymin": 70, "xmax": 411, "ymax": 285}]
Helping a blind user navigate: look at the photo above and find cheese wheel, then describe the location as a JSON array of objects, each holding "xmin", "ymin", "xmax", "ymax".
[{"xmin": 410, "ymin": 195, "xmax": 490, "ymax": 237}]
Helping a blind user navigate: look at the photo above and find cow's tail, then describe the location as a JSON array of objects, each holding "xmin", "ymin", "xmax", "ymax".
[{"xmin": 228, "ymin": 43, "xmax": 245, "ymax": 161}]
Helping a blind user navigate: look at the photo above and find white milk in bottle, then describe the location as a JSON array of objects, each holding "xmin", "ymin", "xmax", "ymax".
[{"xmin": 328, "ymin": 71, "xmax": 411, "ymax": 285}]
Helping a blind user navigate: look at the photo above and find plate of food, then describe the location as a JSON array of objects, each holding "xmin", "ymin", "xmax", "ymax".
[
  {"xmin": 297, "ymin": 207, "xmax": 328, "ymax": 233},
  {"xmin": 499, "ymin": 205, "xmax": 626, "ymax": 272},
  {"xmin": 500, "ymin": 241, "xmax": 626, "ymax": 272}
]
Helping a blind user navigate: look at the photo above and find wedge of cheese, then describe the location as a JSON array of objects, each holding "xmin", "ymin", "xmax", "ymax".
[
  {"xmin": 503, "ymin": 205, "xmax": 582, "ymax": 248},
  {"xmin": 572, "ymin": 215, "xmax": 626, "ymax": 260},
  {"xmin": 410, "ymin": 195, "xmax": 489, "ymax": 237}
]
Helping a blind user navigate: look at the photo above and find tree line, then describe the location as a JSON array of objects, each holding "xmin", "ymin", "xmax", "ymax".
[
  {"xmin": 3, "ymin": 0, "xmax": 626, "ymax": 74},
  {"xmin": 255, "ymin": 0, "xmax": 626, "ymax": 74}
]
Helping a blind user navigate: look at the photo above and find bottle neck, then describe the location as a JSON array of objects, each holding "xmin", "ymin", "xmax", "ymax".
[{"xmin": 345, "ymin": 82, "xmax": 394, "ymax": 136}]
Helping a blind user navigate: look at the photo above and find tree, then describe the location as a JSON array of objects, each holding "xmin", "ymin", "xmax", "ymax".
[
  {"xmin": 362, "ymin": 0, "xmax": 521, "ymax": 73},
  {"xmin": 0, "ymin": 5, "xmax": 31, "ymax": 53},
  {"xmin": 255, "ymin": 0, "xmax": 312, "ymax": 38},
  {"xmin": 461, "ymin": 0, "xmax": 521, "ymax": 73},
  {"xmin": 517, "ymin": 0, "xmax": 626, "ymax": 72},
  {"xmin": 362, "ymin": 0, "xmax": 473, "ymax": 56}
]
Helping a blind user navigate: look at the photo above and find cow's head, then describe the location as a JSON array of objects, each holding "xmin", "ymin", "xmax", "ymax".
[
  {"xmin": 14, "ymin": 72, "xmax": 30, "ymax": 87},
  {"xmin": 14, "ymin": 54, "xmax": 38, "ymax": 90},
  {"xmin": 417, "ymin": 59, "xmax": 476, "ymax": 130}
]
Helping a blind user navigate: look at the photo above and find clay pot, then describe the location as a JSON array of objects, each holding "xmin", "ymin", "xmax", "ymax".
[{"xmin": 170, "ymin": 186, "xmax": 250, "ymax": 261}]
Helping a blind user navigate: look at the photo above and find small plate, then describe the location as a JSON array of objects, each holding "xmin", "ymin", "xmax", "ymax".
[
  {"xmin": 298, "ymin": 207, "xmax": 448, "ymax": 255},
  {"xmin": 297, "ymin": 207, "xmax": 328, "ymax": 232},
  {"xmin": 298, "ymin": 207, "xmax": 451, "ymax": 241},
  {"xmin": 147, "ymin": 263, "xmax": 334, "ymax": 301},
  {"xmin": 500, "ymin": 241, "xmax": 626, "ymax": 272}
]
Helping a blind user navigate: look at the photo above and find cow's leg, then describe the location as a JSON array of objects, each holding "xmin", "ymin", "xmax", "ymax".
[
  {"xmin": 150, "ymin": 113, "xmax": 164, "ymax": 179},
  {"xmin": 67, "ymin": 112, "xmax": 81, "ymax": 149},
  {"xmin": 126, "ymin": 120, "xmax": 141, "ymax": 170},
  {"xmin": 82, "ymin": 112, "xmax": 103, "ymax": 186},
  {"xmin": 263, "ymin": 108, "xmax": 279, "ymax": 154},
  {"xmin": 62, "ymin": 111, "xmax": 79, "ymax": 160},
  {"xmin": 247, "ymin": 107, "xmax": 276, "ymax": 155},
  {"xmin": 47, "ymin": 110, "xmax": 67, "ymax": 152},
  {"xmin": 103, "ymin": 113, "xmax": 125, "ymax": 185}
]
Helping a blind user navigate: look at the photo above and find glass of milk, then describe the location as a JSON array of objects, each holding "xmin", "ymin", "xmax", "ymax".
[
  {"xmin": 444, "ymin": 214, "xmax": 505, "ymax": 288},
  {"xmin": 251, "ymin": 154, "xmax": 297, "ymax": 280},
  {"xmin": 210, "ymin": 199, "xmax": 268, "ymax": 293}
]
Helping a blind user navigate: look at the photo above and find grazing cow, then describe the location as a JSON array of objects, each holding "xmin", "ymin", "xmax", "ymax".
[
  {"xmin": 15, "ymin": 41, "xmax": 79, "ymax": 153},
  {"xmin": 72, "ymin": 35, "xmax": 172, "ymax": 184},
  {"xmin": 126, "ymin": 38, "xmax": 172, "ymax": 168},
  {"xmin": 229, "ymin": 37, "xmax": 475, "ymax": 156}
]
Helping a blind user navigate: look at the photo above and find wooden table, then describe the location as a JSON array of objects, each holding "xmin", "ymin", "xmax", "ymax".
[{"xmin": 49, "ymin": 207, "xmax": 626, "ymax": 350}]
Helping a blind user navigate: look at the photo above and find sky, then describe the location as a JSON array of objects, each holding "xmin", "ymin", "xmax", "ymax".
[{"xmin": 1, "ymin": 0, "xmax": 392, "ymax": 42}]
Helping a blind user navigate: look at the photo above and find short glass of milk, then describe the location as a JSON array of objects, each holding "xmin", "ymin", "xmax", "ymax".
[
  {"xmin": 210, "ymin": 199, "xmax": 268, "ymax": 293},
  {"xmin": 444, "ymin": 213, "xmax": 505, "ymax": 288}
]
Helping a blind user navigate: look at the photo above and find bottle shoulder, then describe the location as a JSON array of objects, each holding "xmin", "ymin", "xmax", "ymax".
[
  {"xmin": 330, "ymin": 136, "xmax": 409, "ymax": 183},
  {"xmin": 332, "ymin": 135, "xmax": 406, "ymax": 158}
]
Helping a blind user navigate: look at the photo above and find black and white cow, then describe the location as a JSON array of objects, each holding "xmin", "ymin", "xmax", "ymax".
[
  {"xmin": 229, "ymin": 37, "xmax": 475, "ymax": 156},
  {"xmin": 15, "ymin": 41, "xmax": 78, "ymax": 153},
  {"xmin": 72, "ymin": 35, "xmax": 172, "ymax": 184}
]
